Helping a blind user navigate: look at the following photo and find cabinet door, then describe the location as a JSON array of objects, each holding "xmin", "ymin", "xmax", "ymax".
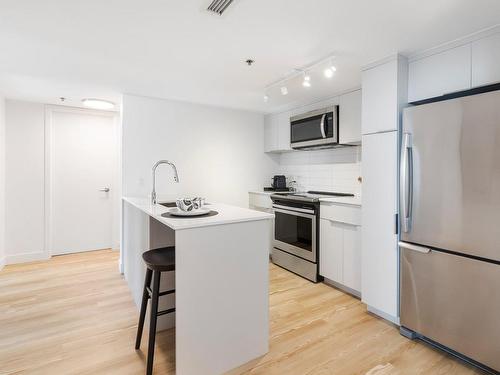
[
  {"xmin": 361, "ymin": 131, "xmax": 398, "ymax": 319},
  {"xmin": 277, "ymin": 111, "xmax": 291, "ymax": 151},
  {"xmin": 339, "ymin": 90, "xmax": 361, "ymax": 144},
  {"xmin": 319, "ymin": 219, "xmax": 343, "ymax": 283},
  {"xmin": 248, "ymin": 193, "xmax": 272, "ymax": 209},
  {"xmin": 408, "ymin": 44, "xmax": 471, "ymax": 103},
  {"xmin": 472, "ymin": 33, "xmax": 500, "ymax": 87},
  {"xmin": 264, "ymin": 114, "xmax": 278, "ymax": 152},
  {"xmin": 342, "ymin": 225, "xmax": 361, "ymax": 292},
  {"xmin": 362, "ymin": 59, "xmax": 399, "ymax": 134}
]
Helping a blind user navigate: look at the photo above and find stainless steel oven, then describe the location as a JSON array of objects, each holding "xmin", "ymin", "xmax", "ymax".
[
  {"xmin": 271, "ymin": 195, "xmax": 320, "ymax": 282},
  {"xmin": 273, "ymin": 204, "xmax": 317, "ymax": 262}
]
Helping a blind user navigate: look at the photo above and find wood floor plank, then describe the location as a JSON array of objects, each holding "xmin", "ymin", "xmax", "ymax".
[{"xmin": 0, "ymin": 250, "xmax": 483, "ymax": 374}]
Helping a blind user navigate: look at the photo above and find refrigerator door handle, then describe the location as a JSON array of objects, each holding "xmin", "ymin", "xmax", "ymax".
[
  {"xmin": 399, "ymin": 241, "xmax": 431, "ymax": 254},
  {"xmin": 401, "ymin": 133, "xmax": 413, "ymax": 232},
  {"xmin": 320, "ymin": 114, "xmax": 327, "ymax": 138}
]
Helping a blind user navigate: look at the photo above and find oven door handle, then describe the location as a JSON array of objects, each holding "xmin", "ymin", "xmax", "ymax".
[{"xmin": 273, "ymin": 205, "xmax": 316, "ymax": 216}]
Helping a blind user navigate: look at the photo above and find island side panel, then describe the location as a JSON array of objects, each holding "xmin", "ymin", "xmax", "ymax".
[
  {"xmin": 175, "ymin": 219, "xmax": 270, "ymax": 375},
  {"xmin": 123, "ymin": 200, "xmax": 150, "ymax": 307},
  {"xmin": 122, "ymin": 201, "xmax": 176, "ymax": 331},
  {"xmin": 149, "ymin": 216, "xmax": 176, "ymax": 330}
]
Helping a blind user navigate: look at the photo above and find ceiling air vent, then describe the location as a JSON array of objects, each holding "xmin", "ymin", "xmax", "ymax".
[{"xmin": 207, "ymin": 0, "xmax": 235, "ymax": 15}]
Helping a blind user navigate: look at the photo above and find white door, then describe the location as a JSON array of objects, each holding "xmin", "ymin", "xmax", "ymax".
[{"xmin": 49, "ymin": 108, "xmax": 117, "ymax": 255}]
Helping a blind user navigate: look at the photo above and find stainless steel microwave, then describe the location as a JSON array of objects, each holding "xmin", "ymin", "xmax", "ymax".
[{"xmin": 290, "ymin": 106, "xmax": 338, "ymax": 149}]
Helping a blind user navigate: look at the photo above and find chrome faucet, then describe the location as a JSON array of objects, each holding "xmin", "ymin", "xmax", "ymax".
[{"xmin": 151, "ymin": 160, "xmax": 179, "ymax": 205}]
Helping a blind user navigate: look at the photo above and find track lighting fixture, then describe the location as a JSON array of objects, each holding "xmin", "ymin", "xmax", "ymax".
[
  {"xmin": 324, "ymin": 61, "xmax": 337, "ymax": 78},
  {"xmin": 302, "ymin": 72, "xmax": 311, "ymax": 88},
  {"xmin": 263, "ymin": 54, "xmax": 338, "ymax": 102}
]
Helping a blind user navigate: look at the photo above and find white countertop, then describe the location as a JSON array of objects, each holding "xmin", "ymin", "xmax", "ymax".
[
  {"xmin": 123, "ymin": 197, "xmax": 274, "ymax": 231},
  {"xmin": 318, "ymin": 196, "xmax": 362, "ymax": 206},
  {"xmin": 248, "ymin": 190, "xmax": 274, "ymax": 196},
  {"xmin": 248, "ymin": 191, "xmax": 362, "ymax": 206}
]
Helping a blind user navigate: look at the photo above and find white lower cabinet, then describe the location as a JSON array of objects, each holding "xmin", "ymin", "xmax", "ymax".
[
  {"xmin": 319, "ymin": 203, "xmax": 362, "ymax": 294},
  {"xmin": 320, "ymin": 219, "xmax": 344, "ymax": 283},
  {"xmin": 248, "ymin": 192, "xmax": 274, "ymax": 253},
  {"xmin": 342, "ymin": 224, "xmax": 362, "ymax": 292}
]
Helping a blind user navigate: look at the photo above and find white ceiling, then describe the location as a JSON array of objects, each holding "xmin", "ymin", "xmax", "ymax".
[{"xmin": 1, "ymin": 0, "xmax": 500, "ymax": 113}]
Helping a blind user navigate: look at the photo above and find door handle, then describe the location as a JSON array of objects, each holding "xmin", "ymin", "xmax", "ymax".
[
  {"xmin": 400, "ymin": 133, "xmax": 413, "ymax": 232},
  {"xmin": 99, "ymin": 188, "xmax": 110, "ymax": 192}
]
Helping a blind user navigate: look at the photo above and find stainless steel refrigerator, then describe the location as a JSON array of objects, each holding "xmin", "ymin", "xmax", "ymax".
[{"xmin": 399, "ymin": 88, "xmax": 500, "ymax": 373}]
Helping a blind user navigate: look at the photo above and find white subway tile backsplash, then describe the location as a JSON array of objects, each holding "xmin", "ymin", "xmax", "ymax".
[{"xmin": 274, "ymin": 146, "xmax": 362, "ymax": 195}]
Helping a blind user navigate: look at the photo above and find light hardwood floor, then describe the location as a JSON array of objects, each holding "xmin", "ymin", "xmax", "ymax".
[{"xmin": 0, "ymin": 250, "xmax": 482, "ymax": 375}]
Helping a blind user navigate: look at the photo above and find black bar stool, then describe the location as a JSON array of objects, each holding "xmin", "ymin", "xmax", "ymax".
[{"xmin": 135, "ymin": 246, "xmax": 176, "ymax": 375}]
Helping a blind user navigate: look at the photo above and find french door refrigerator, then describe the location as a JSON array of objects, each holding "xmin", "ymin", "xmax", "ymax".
[{"xmin": 399, "ymin": 88, "xmax": 500, "ymax": 374}]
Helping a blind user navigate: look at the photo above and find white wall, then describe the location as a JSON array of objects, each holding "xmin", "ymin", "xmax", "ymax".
[
  {"xmin": 4, "ymin": 100, "xmax": 121, "ymax": 264},
  {"xmin": 270, "ymin": 147, "xmax": 362, "ymax": 195},
  {"xmin": 5, "ymin": 100, "xmax": 47, "ymax": 264},
  {"xmin": 0, "ymin": 97, "xmax": 5, "ymax": 269},
  {"xmin": 121, "ymin": 94, "xmax": 278, "ymax": 207}
]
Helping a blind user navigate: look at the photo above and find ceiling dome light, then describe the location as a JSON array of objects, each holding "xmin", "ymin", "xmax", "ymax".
[
  {"xmin": 280, "ymin": 86, "xmax": 288, "ymax": 96},
  {"xmin": 263, "ymin": 94, "xmax": 269, "ymax": 103},
  {"xmin": 302, "ymin": 73, "xmax": 311, "ymax": 88},
  {"xmin": 82, "ymin": 98, "xmax": 115, "ymax": 110}
]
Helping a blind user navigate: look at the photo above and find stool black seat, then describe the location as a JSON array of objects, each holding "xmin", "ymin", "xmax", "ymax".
[
  {"xmin": 135, "ymin": 246, "xmax": 176, "ymax": 375},
  {"xmin": 142, "ymin": 247, "xmax": 175, "ymax": 272}
]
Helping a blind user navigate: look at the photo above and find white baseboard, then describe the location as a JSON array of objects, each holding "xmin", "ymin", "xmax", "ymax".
[
  {"xmin": 323, "ymin": 278, "xmax": 361, "ymax": 299},
  {"xmin": 6, "ymin": 252, "xmax": 50, "ymax": 265},
  {"xmin": 0, "ymin": 257, "xmax": 5, "ymax": 270},
  {"xmin": 367, "ymin": 305, "xmax": 400, "ymax": 325}
]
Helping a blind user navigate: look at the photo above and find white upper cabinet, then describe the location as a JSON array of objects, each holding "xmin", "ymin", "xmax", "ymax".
[
  {"xmin": 264, "ymin": 115, "xmax": 278, "ymax": 152},
  {"xmin": 408, "ymin": 44, "xmax": 471, "ymax": 103},
  {"xmin": 277, "ymin": 111, "xmax": 291, "ymax": 151},
  {"xmin": 339, "ymin": 89, "xmax": 362, "ymax": 144},
  {"xmin": 264, "ymin": 111, "xmax": 291, "ymax": 152},
  {"xmin": 264, "ymin": 89, "xmax": 361, "ymax": 151},
  {"xmin": 362, "ymin": 59, "xmax": 400, "ymax": 134},
  {"xmin": 472, "ymin": 33, "xmax": 500, "ymax": 87}
]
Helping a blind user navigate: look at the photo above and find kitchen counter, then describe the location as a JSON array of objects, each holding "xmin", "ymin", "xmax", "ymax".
[
  {"xmin": 319, "ymin": 196, "xmax": 362, "ymax": 206},
  {"xmin": 121, "ymin": 197, "xmax": 273, "ymax": 375},
  {"xmin": 248, "ymin": 191, "xmax": 362, "ymax": 206},
  {"xmin": 123, "ymin": 196, "xmax": 273, "ymax": 230},
  {"xmin": 248, "ymin": 190, "xmax": 277, "ymax": 195}
]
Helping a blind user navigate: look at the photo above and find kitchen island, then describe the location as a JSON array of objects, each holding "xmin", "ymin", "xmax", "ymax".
[{"xmin": 121, "ymin": 197, "xmax": 273, "ymax": 375}]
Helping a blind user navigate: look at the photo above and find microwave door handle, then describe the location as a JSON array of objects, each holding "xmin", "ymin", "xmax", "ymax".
[
  {"xmin": 400, "ymin": 133, "xmax": 413, "ymax": 232},
  {"xmin": 320, "ymin": 114, "xmax": 326, "ymax": 138}
]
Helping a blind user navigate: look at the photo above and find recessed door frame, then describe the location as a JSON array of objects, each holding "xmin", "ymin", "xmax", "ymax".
[{"xmin": 44, "ymin": 105, "xmax": 120, "ymax": 257}]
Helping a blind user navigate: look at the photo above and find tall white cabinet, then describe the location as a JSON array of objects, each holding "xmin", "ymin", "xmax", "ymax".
[{"xmin": 361, "ymin": 56, "xmax": 407, "ymax": 323}]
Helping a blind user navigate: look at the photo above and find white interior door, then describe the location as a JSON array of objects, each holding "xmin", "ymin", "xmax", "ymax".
[{"xmin": 49, "ymin": 108, "xmax": 117, "ymax": 255}]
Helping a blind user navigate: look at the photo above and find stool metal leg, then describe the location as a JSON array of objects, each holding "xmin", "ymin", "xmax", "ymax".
[
  {"xmin": 135, "ymin": 268, "xmax": 153, "ymax": 350},
  {"xmin": 147, "ymin": 270, "xmax": 161, "ymax": 375}
]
